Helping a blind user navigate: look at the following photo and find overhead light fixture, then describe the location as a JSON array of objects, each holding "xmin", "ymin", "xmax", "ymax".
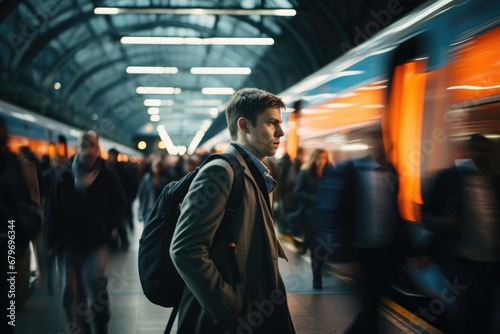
[
  {"xmin": 209, "ymin": 108, "xmax": 219, "ymax": 117},
  {"xmin": 144, "ymin": 99, "xmax": 175, "ymax": 107},
  {"xmin": 157, "ymin": 125, "xmax": 181, "ymax": 155},
  {"xmin": 202, "ymin": 87, "xmax": 235, "ymax": 95},
  {"xmin": 147, "ymin": 108, "xmax": 160, "ymax": 115},
  {"xmin": 95, "ymin": 7, "xmax": 296, "ymax": 16},
  {"xmin": 121, "ymin": 37, "xmax": 274, "ymax": 45},
  {"xmin": 150, "ymin": 115, "xmax": 160, "ymax": 122},
  {"xmin": 136, "ymin": 87, "xmax": 182, "ymax": 94},
  {"xmin": 184, "ymin": 99, "xmax": 223, "ymax": 106},
  {"xmin": 188, "ymin": 120, "xmax": 213, "ymax": 155},
  {"xmin": 190, "ymin": 67, "xmax": 251, "ymax": 75},
  {"xmin": 126, "ymin": 66, "xmax": 178, "ymax": 74}
]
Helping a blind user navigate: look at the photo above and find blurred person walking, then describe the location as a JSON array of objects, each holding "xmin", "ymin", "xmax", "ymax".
[
  {"xmin": 0, "ymin": 117, "xmax": 42, "ymax": 334},
  {"xmin": 294, "ymin": 148, "xmax": 330, "ymax": 289},
  {"xmin": 40, "ymin": 154, "xmax": 67, "ymax": 292},
  {"xmin": 107, "ymin": 148, "xmax": 139, "ymax": 250},
  {"xmin": 138, "ymin": 154, "xmax": 170, "ymax": 223},
  {"xmin": 317, "ymin": 127, "xmax": 408, "ymax": 334},
  {"xmin": 277, "ymin": 148, "xmax": 304, "ymax": 234},
  {"xmin": 422, "ymin": 134, "xmax": 500, "ymax": 334},
  {"xmin": 46, "ymin": 131, "xmax": 127, "ymax": 334}
]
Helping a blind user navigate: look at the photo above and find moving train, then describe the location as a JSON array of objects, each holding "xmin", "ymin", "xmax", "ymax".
[
  {"xmin": 0, "ymin": 99, "xmax": 142, "ymax": 161},
  {"xmin": 271, "ymin": 0, "xmax": 500, "ymax": 301}
]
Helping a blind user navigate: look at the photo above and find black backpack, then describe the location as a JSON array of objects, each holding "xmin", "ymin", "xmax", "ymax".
[{"xmin": 138, "ymin": 153, "xmax": 243, "ymax": 328}]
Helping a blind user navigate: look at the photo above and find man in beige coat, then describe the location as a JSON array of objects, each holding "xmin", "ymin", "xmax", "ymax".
[{"xmin": 170, "ymin": 88, "xmax": 296, "ymax": 333}]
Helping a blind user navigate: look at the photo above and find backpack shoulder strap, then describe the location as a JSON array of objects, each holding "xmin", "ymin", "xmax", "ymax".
[
  {"xmin": 219, "ymin": 152, "xmax": 244, "ymax": 218},
  {"xmin": 199, "ymin": 152, "xmax": 244, "ymax": 216}
]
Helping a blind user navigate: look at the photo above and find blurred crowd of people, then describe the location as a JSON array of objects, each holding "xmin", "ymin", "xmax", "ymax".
[
  {"xmin": 2, "ymin": 110, "xmax": 499, "ymax": 333},
  {"xmin": 272, "ymin": 128, "xmax": 499, "ymax": 334},
  {"xmin": 0, "ymin": 117, "xmax": 209, "ymax": 334}
]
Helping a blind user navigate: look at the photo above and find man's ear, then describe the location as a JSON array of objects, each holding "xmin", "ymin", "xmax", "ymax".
[{"xmin": 237, "ymin": 117, "xmax": 250, "ymax": 134}]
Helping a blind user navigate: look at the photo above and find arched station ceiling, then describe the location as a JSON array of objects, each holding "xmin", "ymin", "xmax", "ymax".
[{"xmin": 0, "ymin": 0, "xmax": 427, "ymax": 152}]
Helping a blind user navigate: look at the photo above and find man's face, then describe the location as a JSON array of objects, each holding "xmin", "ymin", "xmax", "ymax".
[
  {"xmin": 245, "ymin": 107, "xmax": 284, "ymax": 160},
  {"xmin": 77, "ymin": 133, "xmax": 100, "ymax": 167}
]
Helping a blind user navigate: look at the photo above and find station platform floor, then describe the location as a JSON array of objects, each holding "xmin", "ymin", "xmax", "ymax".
[{"xmin": 14, "ymin": 221, "xmax": 438, "ymax": 334}]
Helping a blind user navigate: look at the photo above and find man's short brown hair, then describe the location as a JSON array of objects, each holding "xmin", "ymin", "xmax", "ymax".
[{"xmin": 225, "ymin": 88, "xmax": 285, "ymax": 140}]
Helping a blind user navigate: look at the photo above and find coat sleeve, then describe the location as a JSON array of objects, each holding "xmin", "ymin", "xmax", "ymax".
[{"xmin": 170, "ymin": 161, "xmax": 241, "ymax": 324}]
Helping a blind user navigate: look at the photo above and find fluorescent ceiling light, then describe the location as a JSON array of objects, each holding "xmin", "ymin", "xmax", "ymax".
[
  {"xmin": 157, "ymin": 126, "xmax": 179, "ymax": 155},
  {"xmin": 136, "ymin": 87, "xmax": 182, "ymax": 94},
  {"xmin": 202, "ymin": 87, "xmax": 235, "ymax": 95},
  {"xmin": 126, "ymin": 66, "xmax": 178, "ymax": 74},
  {"xmin": 188, "ymin": 120, "xmax": 213, "ymax": 155},
  {"xmin": 147, "ymin": 108, "xmax": 160, "ymax": 115},
  {"xmin": 150, "ymin": 115, "xmax": 160, "ymax": 122},
  {"xmin": 190, "ymin": 67, "xmax": 251, "ymax": 75},
  {"xmin": 95, "ymin": 7, "xmax": 296, "ymax": 16},
  {"xmin": 121, "ymin": 37, "xmax": 274, "ymax": 45},
  {"xmin": 144, "ymin": 99, "xmax": 175, "ymax": 106},
  {"xmin": 210, "ymin": 108, "xmax": 219, "ymax": 117},
  {"xmin": 184, "ymin": 99, "xmax": 223, "ymax": 106}
]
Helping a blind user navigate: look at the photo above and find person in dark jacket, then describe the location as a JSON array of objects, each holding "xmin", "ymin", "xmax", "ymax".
[
  {"xmin": 317, "ymin": 127, "xmax": 408, "ymax": 334},
  {"xmin": 294, "ymin": 148, "xmax": 330, "ymax": 288},
  {"xmin": 46, "ymin": 131, "xmax": 127, "ymax": 334},
  {"xmin": 107, "ymin": 148, "xmax": 139, "ymax": 249},
  {"xmin": 421, "ymin": 134, "xmax": 500, "ymax": 334},
  {"xmin": 40, "ymin": 154, "xmax": 66, "ymax": 292},
  {"xmin": 277, "ymin": 148, "xmax": 304, "ymax": 234},
  {"xmin": 1, "ymin": 117, "xmax": 42, "ymax": 334},
  {"xmin": 138, "ymin": 154, "xmax": 171, "ymax": 223}
]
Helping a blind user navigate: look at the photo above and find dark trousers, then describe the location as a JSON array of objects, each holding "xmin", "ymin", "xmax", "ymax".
[
  {"xmin": 346, "ymin": 247, "xmax": 398, "ymax": 334},
  {"xmin": 62, "ymin": 246, "xmax": 110, "ymax": 334}
]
